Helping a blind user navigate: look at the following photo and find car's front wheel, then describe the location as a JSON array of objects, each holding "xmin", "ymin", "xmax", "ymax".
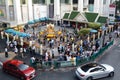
[
  {"xmin": 109, "ymin": 72, "xmax": 114, "ymax": 77},
  {"xmin": 87, "ymin": 77, "xmax": 93, "ymax": 80}
]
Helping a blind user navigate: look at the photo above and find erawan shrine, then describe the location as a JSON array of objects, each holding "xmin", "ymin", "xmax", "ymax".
[{"xmin": 39, "ymin": 23, "xmax": 62, "ymax": 40}]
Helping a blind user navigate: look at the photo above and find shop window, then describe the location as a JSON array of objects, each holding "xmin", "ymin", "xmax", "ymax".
[
  {"xmin": 73, "ymin": 7, "xmax": 78, "ymax": 11},
  {"xmin": 73, "ymin": 0, "xmax": 78, "ymax": 4},
  {"xmin": 61, "ymin": 0, "xmax": 69, "ymax": 4},
  {"xmin": 88, "ymin": 4, "xmax": 94, "ymax": 12},
  {"xmin": 109, "ymin": 14, "xmax": 114, "ymax": 17},
  {"xmin": 89, "ymin": 0, "xmax": 94, "ymax": 4},
  {"xmin": 103, "ymin": 0, "xmax": 106, "ymax": 4},
  {"xmin": 0, "ymin": 0, "xmax": 5, "ymax": 5},
  {"xmin": 21, "ymin": 0, "xmax": 26, "ymax": 4},
  {"xmin": 50, "ymin": 0, "xmax": 54, "ymax": 4},
  {"xmin": 33, "ymin": 0, "xmax": 45, "ymax": 4},
  {"xmin": 8, "ymin": 0, "xmax": 13, "ymax": 5},
  {"xmin": 65, "ymin": 0, "xmax": 70, "ymax": 4},
  {"xmin": 2, "ymin": 23, "xmax": 7, "ymax": 28}
]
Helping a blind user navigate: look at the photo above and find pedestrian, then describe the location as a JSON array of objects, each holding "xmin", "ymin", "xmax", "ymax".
[
  {"xmin": 13, "ymin": 40, "xmax": 17, "ymax": 47},
  {"xmin": 14, "ymin": 46, "xmax": 18, "ymax": 54},
  {"xmin": 5, "ymin": 47, "xmax": 8, "ymax": 58},
  {"xmin": 30, "ymin": 56, "xmax": 35, "ymax": 67},
  {"xmin": 20, "ymin": 47, "xmax": 23, "ymax": 58},
  {"xmin": 32, "ymin": 45, "xmax": 35, "ymax": 55},
  {"xmin": 45, "ymin": 51, "xmax": 48, "ymax": 61},
  {"xmin": 34, "ymin": 58, "xmax": 39, "ymax": 69},
  {"xmin": 109, "ymin": 34, "xmax": 112, "ymax": 41},
  {"xmin": 23, "ymin": 48, "xmax": 27, "ymax": 56},
  {"xmin": 58, "ymin": 46, "xmax": 60, "ymax": 54},
  {"xmin": 51, "ymin": 47, "xmax": 55, "ymax": 58},
  {"xmin": 9, "ymin": 41, "xmax": 13, "ymax": 50}
]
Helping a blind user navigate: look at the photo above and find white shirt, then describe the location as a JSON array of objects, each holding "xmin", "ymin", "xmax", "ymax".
[
  {"xmin": 24, "ymin": 48, "xmax": 26, "ymax": 52},
  {"xmin": 14, "ymin": 47, "xmax": 18, "ymax": 52},
  {"xmin": 31, "ymin": 57, "xmax": 35, "ymax": 63},
  {"xmin": 5, "ymin": 48, "xmax": 8, "ymax": 52},
  {"xmin": 67, "ymin": 56, "xmax": 71, "ymax": 61},
  {"xmin": 10, "ymin": 43, "xmax": 13, "ymax": 47},
  {"xmin": 14, "ymin": 41, "xmax": 17, "ymax": 46},
  {"xmin": 20, "ymin": 48, "xmax": 23, "ymax": 53},
  {"xmin": 32, "ymin": 46, "xmax": 35, "ymax": 50}
]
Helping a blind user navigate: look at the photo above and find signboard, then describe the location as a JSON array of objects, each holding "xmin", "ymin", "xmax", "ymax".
[
  {"xmin": 0, "ymin": 6, "xmax": 6, "ymax": 19},
  {"xmin": 109, "ymin": 4, "xmax": 116, "ymax": 22},
  {"xmin": 33, "ymin": 5, "xmax": 47, "ymax": 19},
  {"xmin": 0, "ymin": 9, "xmax": 4, "ymax": 16}
]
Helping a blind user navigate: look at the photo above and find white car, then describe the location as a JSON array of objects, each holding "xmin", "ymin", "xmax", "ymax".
[{"xmin": 75, "ymin": 62, "xmax": 114, "ymax": 80}]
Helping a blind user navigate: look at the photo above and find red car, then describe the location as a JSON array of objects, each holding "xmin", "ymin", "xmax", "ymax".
[{"xmin": 2, "ymin": 59, "xmax": 36, "ymax": 80}]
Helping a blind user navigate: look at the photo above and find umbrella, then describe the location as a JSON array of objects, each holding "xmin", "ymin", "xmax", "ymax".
[
  {"xmin": 90, "ymin": 29, "xmax": 97, "ymax": 33},
  {"xmin": 18, "ymin": 32, "xmax": 30, "ymax": 37},
  {"xmin": 11, "ymin": 31, "xmax": 20, "ymax": 36},
  {"xmin": 26, "ymin": 34, "xmax": 30, "ymax": 37},
  {"xmin": 4, "ymin": 29, "xmax": 15, "ymax": 33},
  {"xmin": 39, "ymin": 17, "xmax": 46, "ymax": 21},
  {"xmin": 34, "ymin": 19, "xmax": 40, "ymax": 22},
  {"xmin": 28, "ymin": 20, "xmax": 35, "ymax": 24},
  {"xmin": 18, "ymin": 33, "xmax": 26, "ymax": 37}
]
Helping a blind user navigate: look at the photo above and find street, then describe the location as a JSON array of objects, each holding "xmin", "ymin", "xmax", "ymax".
[{"xmin": 0, "ymin": 38, "xmax": 120, "ymax": 80}]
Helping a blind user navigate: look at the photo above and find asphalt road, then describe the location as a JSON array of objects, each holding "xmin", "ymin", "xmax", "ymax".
[
  {"xmin": 33, "ymin": 38, "xmax": 120, "ymax": 80},
  {"xmin": 0, "ymin": 38, "xmax": 120, "ymax": 80}
]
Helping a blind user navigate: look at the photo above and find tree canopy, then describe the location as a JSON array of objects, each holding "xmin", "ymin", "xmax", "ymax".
[
  {"xmin": 78, "ymin": 28, "xmax": 91, "ymax": 36},
  {"xmin": 88, "ymin": 22, "xmax": 101, "ymax": 30},
  {"xmin": 114, "ymin": 0, "xmax": 120, "ymax": 12}
]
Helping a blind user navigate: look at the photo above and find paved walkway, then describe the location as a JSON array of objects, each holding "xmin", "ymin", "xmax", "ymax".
[
  {"xmin": 0, "ymin": 52, "xmax": 16, "ymax": 62},
  {"xmin": 0, "ymin": 25, "xmax": 116, "ymax": 71},
  {"xmin": 0, "ymin": 26, "xmax": 74, "ymax": 63}
]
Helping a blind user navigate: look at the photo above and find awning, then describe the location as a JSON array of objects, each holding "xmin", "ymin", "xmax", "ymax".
[
  {"xmin": 63, "ymin": 13, "xmax": 70, "ymax": 19},
  {"xmin": 4, "ymin": 29, "xmax": 15, "ymax": 33},
  {"xmin": 4, "ymin": 29, "xmax": 30, "ymax": 37},
  {"xmin": 69, "ymin": 11, "xmax": 79, "ymax": 20},
  {"xmin": 84, "ymin": 12, "xmax": 98, "ymax": 22},
  {"xmin": 39, "ymin": 17, "xmax": 48, "ymax": 21},
  {"xmin": 97, "ymin": 16, "xmax": 108, "ymax": 23}
]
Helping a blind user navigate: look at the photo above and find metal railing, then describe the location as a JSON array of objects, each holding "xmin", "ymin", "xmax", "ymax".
[{"xmin": 33, "ymin": 40, "xmax": 114, "ymax": 70}]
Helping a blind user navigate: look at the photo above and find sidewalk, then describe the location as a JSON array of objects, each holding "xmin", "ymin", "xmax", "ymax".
[{"xmin": 0, "ymin": 52, "xmax": 16, "ymax": 62}]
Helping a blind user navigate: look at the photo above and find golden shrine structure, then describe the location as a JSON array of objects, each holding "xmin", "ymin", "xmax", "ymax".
[{"xmin": 39, "ymin": 23, "xmax": 62, "ymax": 39}]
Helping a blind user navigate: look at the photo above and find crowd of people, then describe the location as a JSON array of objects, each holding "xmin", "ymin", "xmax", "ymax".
[{"xmin": 3, "ymin": 22, "xmax": 116, "ymax": 69}]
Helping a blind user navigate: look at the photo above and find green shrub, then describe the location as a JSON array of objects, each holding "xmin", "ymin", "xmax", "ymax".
[
  {"xmin": 78, "ymin": 28, "xmax": 91, "ymax": 36},
  {"xmin": 88, "ymin": 22, "xmax": 101, "ymax": 30}
]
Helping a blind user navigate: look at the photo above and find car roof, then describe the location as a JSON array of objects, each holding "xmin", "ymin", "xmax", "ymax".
[
  {"xmin": 8, "ymin": 60, "xmax": 23, "ymax": 66},
  {"xmin": 81, "ymin": 62, "xmax": 99, "ymax": 72}
]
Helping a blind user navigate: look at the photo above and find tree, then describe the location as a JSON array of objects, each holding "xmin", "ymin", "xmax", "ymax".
[
  {"xmin": 114, "ymin": 0, "xmax": 120, "ymax": 12},
  {"xmin": 88, "ymin": 22, "xmax": 101, "ymax": 30},
  {"xmin": 78, "ymin": 28, "xmax": 91, "ymax": 36}
]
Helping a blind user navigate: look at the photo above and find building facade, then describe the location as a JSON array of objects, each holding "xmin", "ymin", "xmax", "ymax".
[{"xmin": 0, "ymin": 0, "xmax": 116, "ymax": 27}]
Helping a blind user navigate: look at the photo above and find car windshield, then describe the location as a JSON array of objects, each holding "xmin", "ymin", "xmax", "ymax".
[
  {"xmin": 18, "ymin": 64, "xmax": 29, "ymax": 71},
  {"xmin": 81, "ymin": 63, "xmax": 99, "ymax": 72}
]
